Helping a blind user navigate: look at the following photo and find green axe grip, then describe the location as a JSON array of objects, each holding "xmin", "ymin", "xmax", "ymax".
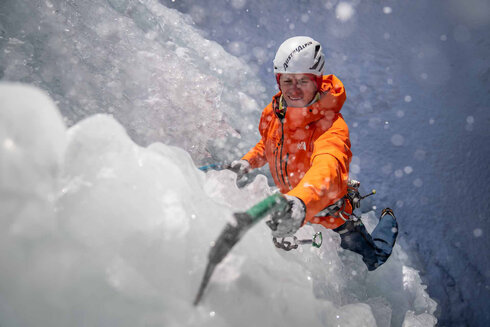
[
  {"xmin": 193, "ymin": 193, "xmax": 290, "ymax": 306},
  {"xmin": 245, "ymin": 193, "xmax": 289, "ymax": 224}
]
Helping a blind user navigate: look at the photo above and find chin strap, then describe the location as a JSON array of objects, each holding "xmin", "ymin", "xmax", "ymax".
[{"xmin": 306, "ymin": 91, "xmax": 321, "ymax": 106}]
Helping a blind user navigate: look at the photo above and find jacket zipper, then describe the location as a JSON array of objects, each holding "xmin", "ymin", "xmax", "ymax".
[
  {"xmin": 273, "ymin": 146, "xmax": 280, "ymax": 186},
  {"xmin": 285, "ymin": 153, "xmax": 292, "ymax": 190},
  {"xmin": 277, "ymin": 120, "xmax": 288, "ymax": 190},
  {"xmin": 274, "ymin": 97, "xmax": 291, "ymax": 191}
]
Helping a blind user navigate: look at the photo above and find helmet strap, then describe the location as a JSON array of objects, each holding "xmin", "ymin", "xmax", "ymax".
[
  {"xmin": 275, "ymin": 74, "xmax": 282, "ymax": 91},
  {"xmin": 316, "ymin": 75, "xmax": 323, "ymax": 91},
  {"xmin": 305, "ymin": 92, "xmax": 321, "ymax": 107}
]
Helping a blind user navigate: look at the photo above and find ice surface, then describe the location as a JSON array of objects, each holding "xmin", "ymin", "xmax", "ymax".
[
  {"xmin": 1, "ymin": 0, "xmax": 489, "ymax": 325},
  {"xmin": 0, "ymin": 83, "xmax": 437, "ymax": 326},
  {"xmin": 158, "ymin": 0, "xmax": 490, "ymax": 325},
  {"xmin": 0, "ymin": 84, "xmax": 66, "ymax": 238},
  {"xmin": 0, "ymin": 0, "xmax": 267, "ymax": 162}
]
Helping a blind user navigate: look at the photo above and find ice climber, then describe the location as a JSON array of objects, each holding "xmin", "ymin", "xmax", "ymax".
[{"xmin": 230, "ymin": 36, "xmax": 398, "ymax": 271}]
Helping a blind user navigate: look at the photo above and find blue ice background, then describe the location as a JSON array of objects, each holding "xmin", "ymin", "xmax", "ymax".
[
  {"xmin": 1, "ymin": 0, "xmax": 489, "ymax": 325},
  {"xmin": 160, "ymin": 1, "xmax": 490, "ymax": 325}
]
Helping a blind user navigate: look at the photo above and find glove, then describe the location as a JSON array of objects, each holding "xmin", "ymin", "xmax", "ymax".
[
  {"xmin": 229, "ymin": 159, "xmax": 251, "ymax": 179},
  {"xmin": 269, "ymin": 195, "xmax": 306, "ymax": 238}
]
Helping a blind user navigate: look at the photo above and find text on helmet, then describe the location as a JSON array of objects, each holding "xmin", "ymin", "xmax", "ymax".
[{"xmin": 283, "ymin": 41, "xmax": 313, "ymax": 71}]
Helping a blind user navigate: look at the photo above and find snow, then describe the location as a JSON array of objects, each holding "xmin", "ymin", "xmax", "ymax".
[
  {"xmin": 155, "ymin": 1, "xmax": 489, "ymax": 324},
  {"xmin": 1, "ymin": 83, "xmax": 436, "ymax": 326},
  {"xmin": 1, "ymin": 0, "xmax": 489, "ymax": 325},
  {"xmin": 0, "ymin": 0, "xmax": 267, "ymax": 162},
  {"xmin": 336, "ymin": 3, "xmax": 355, "ymax": 22}
]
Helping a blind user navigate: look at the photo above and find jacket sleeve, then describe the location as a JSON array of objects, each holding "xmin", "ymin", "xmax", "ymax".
[
  {"xmin": 242, "ymin": 138, "xmax": 267, "ymax": 168},
  {"xmin": 241, "ymin": 104, "xmax": 273, "ymax": 169},
  {"xmin": 287, "ymin": 114, "xmax": 352, "ymax": 221}
]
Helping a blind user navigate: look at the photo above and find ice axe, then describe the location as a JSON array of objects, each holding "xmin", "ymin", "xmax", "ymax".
[
  {"xmin": 198, "ymin": 162, "xmax": 249, "ymax": 182},
  {"xmin": 193, "ymin": 193, "xmax": 289, "ymax": 306},
  {"xmin": 198, "ymin": 162, "xmax": 248, "ymax": 176},
  {"xmin": 198, "ymin": 163, "xmax": 231, "ymax": 172}
]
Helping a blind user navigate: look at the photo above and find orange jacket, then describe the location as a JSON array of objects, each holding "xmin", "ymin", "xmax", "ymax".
[{"xmin": 242, "ymin": 74, "xmax": 352, "ymax": 229}]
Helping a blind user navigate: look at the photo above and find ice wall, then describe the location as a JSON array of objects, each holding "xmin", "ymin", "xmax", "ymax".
[
  {"xmin": 0, "ymin": 0, "xmax": 267, "ymax": 161},
  {"xmin": 1, "ymin": 0, "xmax": 489, "ymax": 325},
  {"xmin": 0, "ymin": 83, "xmax": 436, "ymax": 326},
  {"xmin": 160, "ymin": 1, "xmax": 490, "ymax": 325}
]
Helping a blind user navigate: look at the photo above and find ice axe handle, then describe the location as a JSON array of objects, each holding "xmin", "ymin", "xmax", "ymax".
[
  {"xmin": 246, "ymin": 193, "xmax": 289, "ymax": 224},
  {"xmin": 198, "ymin": 163, "xmax": 232, "ymax": 172},
  {"xmin": 193, "ymin": 194, "xmax": 288, "ymax": 306}
]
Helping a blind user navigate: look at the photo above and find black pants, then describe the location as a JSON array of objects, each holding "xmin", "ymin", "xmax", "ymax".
[{"xmin": 333, "ymin": 214, "xmax": 398, "ymax": 271}]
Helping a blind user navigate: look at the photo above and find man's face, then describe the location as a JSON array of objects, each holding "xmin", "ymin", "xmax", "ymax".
[{"xmin": 279, "ymin": 73, "xmax": 318, "ymax": 108}]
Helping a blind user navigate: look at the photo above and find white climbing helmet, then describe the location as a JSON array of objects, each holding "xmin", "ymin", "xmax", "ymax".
[{"xmin": 273, "ymin": 36, "xmax": 325, "ymax": 76}]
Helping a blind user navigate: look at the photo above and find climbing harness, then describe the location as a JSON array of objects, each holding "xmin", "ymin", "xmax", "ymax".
[
  {"xmin": 270, "ymin": 180, "xmax": 376, "ymax": 251},
  {"xmin": 316, "ymin": 179, "xmax": 376, "ymax": 222}
]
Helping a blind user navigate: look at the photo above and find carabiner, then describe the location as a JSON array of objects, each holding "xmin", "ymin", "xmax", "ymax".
[{"xmin": 312, "ymin": 232, "xmax": 323, "ymax": 248}]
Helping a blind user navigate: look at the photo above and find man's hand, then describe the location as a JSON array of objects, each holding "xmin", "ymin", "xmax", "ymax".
[
  {"xmin": 229, "ymin": 159, "xmax": 251, "ymax": 179},
  {"xmin": 269, "ymin": 195, "xmax": 306, "ymax": 237}
]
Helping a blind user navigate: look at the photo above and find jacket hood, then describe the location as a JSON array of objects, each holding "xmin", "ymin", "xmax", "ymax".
[{"xmin": 272, "ymin": 74, "xmax": 346, "ymax": 130}]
